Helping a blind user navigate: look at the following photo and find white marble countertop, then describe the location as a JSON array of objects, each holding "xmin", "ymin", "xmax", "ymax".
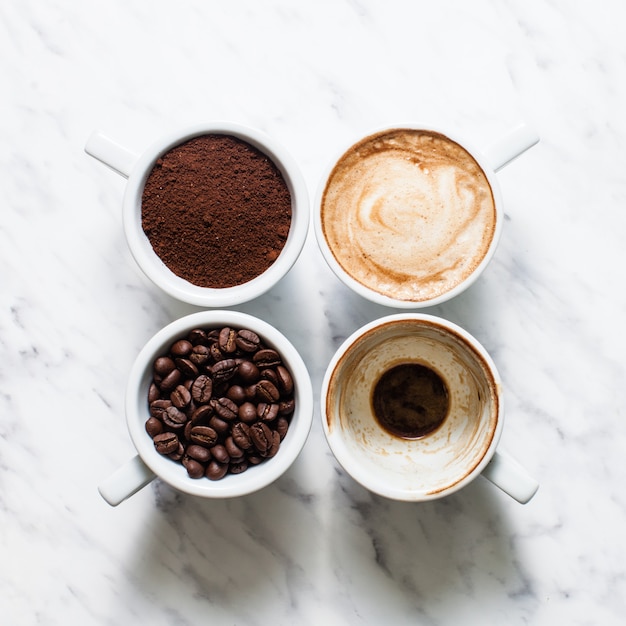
[{"xmin": 2, "ymin": 1, "xmax": 625, "ymax": 624}]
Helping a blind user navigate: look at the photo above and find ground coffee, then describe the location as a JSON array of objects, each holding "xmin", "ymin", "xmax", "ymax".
[
  {"xmin": 141, "ymin": 134, "xmax": 292, "ymax": 288},
  {"xmin": 146, "ymin": 325, "xmax": 296, "ymax": 480}
]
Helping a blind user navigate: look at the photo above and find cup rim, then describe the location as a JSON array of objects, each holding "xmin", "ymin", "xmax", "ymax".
[
  {"xmin": 313, "ymin": 124, "xmax": 505, "ymax": 308},
  {"xmin": 320, "ymin": 313, "xmax": 504, "ymax": 501},
  {"xmin": 122, "ymin": 122, "xmax": 310, "ymax": 307},
  {"xmin": 125, "ymin": 310, "xmax": 314, "ymax": 498}
]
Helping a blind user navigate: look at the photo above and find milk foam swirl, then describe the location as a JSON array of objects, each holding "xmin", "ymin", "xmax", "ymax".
[{"xmin": 321, "ymin": 129, "xmax": 496, "ymax": 302}]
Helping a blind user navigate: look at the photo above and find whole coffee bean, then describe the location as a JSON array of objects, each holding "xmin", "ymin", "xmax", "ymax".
[
  {"xmin": 211, "ymin": 358, "xmax": 238, "ymax": 381},
  {"xmin": 230, "ymin": 460, "xmax": 249, "ymax": 474},
  {"xmin": 253, "ymin": 349, "xmax": 281, "ymax": 368},
  {"xmin": 206, "ymin": 461, "xmax": 228, "ymax": 481},
  {"xmin": 154, "ymin": 356, "xmax": 176, "ymax": 377},
  {"xmin": 235, "ymin": 329, "xmax": 260, "ymax": 352},
  {"xmin": 191, "ymin": 403, "xmax": 213, "ymax": 424},
  {"xmin": 232, "ymin": 422, "xmax": 252, "ymax": 449},
  {"xmin": 171, "ymin": 384, "xmax": 191, "ymax": 409},
  {"xmin": 186, "ymin": 444, "xmax": 211, "ymax": 463},
  {"xmin": 276, "ymin": 416, "xmax": 289, "ymax": 440},
  {"xmin": 150, "ymin": 399, "xmax": 172, "ymax": 420},
  {"xmin": 256, "ymin": 379, "xmax": 280, "ymax": 403},
  {"xmin": 188, "ymin": 328, "xmax": 208, "ymax": 345},
  {"xmin": 160, "ymin": 368, "xmax": 182, "ymax": 392},
  {"xmin": 225, "ymin": 436, "xmax": 245, "ymax": 460},
  {"xmin": 237, "ymin": 360, "xmax": 260, "ymax": 384},
  {"xmin": 169, "ymin": 442, "xmax": 185, "ymax": 461},
  {"xmin": 218, "ymin": 327, "xmax": 237, "ymax": 353},
  {"xmin": 184, "ymin": 420, "xmax": 194, "ymax": 441},
  {"xmin": 191, "ymin": 374, "xmax": 213, "ymax": 404},
  {"xmin": 264, "ymin": 430, "xmax": 281, "ymax": 458},
  {"xmin": 210, "ymin": 444, "xmax": 230, "ymax": 464},
  {"xmin": 208, "ymin": 415, "xmax": 230, "ymax": 435},
  {"xmin": 148, "ymin": 383, "xmax": 160, "ymax": 403},
  {"xmin": 190, "ymin": 344, "xmax": 210, "ymax": 366},
  {"xmin": 189, "ymin": 425, "xmax": 218, "ymax": 446},
  {"xmin": 175, "ymin": 357, "xmax": 198, "ymax": 378},
  {"xmin": 209, "ymin": 342, "xmax": 223, "ymax": 362},
  {"xmin": 275, "ymin": 365, "xmax": 294, "ymax": 395},
  {"xmin": 226, "ymin": 384, "xmax": 246, "ymax": 405},
  {"xmin": 163, "ymin": 405, "xmax": 188, "ymax": 429},
  {"xmin": 171, "ymin": 339, "xmax": 193, "ymax": 357},
  {"xmin": 250, "ymin": 422, "xmax": 273, "ymax": 455},
  {"xmin": 257, "ymin": 402, "xmax": 279, "ymax": 422},
  {"xmin": 278, "ymin": 399, "xmax": 296, "ymax": 416},
  {"xmin": 153, "ymin": 432, "xmax": 179, "ymax": 455},
  {"xmin": 145, "ymin": 417, "xmax": 163, "ymax": 438},
  {"xmin": 260, "ymin": 368, "xmax": 279, "ymax": 386},
  {"xmin": 211, "ymin": 397, "xmax": 238, "ymax": 421},
  {"xmin": 238, "ymin": 402, "xmax": 257, "ymax": 424},
  {"xmin": 183, "ymin": 457, "xmax": 205, "ymax": 478},
  {"xmin": 243, "ymin": 384, "xmax": 258, "ymax": 401}
]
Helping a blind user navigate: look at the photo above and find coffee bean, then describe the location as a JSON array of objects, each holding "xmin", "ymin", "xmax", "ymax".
[
  {"xmin": 210, "ymin": 444, "xmax": 230, "ymax": 464},
  {"xmin": 211, "ymin": 397, "xmax": 238, "ymax": 421},
  {"xmin": 150, "ymin": 399, "xmax": 172, "ymax": 420},
  {"xmin": 218, "ymin": 327, "xmax": 237, "ymax": 353},
  {"xmin": 145, "ymin": 417, "xmax": 163, "ymax": 438},
  {"xmin": 189, "ymin": 425, "xmax": 218, "ymax": 446},
  {"xmin": 153, "ymin": 432, "xmax": 179, "ymax": 455},
  {"xmin": 209, "ymin": 342, "xmax": 223, "ymax": 362},
  {"xmin": 191, "ymin": 403, "xmax": 213, "ymax": 424},
  {"xmin": 154, "ymin": 356, "xmax": 176, "ymax": 377},
  {"xmin": 160, "ymin": 368, "xmax": 182, "ymax": 392},
  {"xmin": 253, "ymin": 349, "xmax": 281, "ymax": 368},
  {"xmin": 257, "ymin": 402, "xmax": 279, "ymax": 422},
  {"xmin": 163, "ymin": 405, "xmax": 188, "ymax": 429},
  {"xmin": 256, "ymin": 379, "xmax": 280, "ymax": 403},
  {"xmin": 171, "ymin": 339, "xmax": 193, "ymax": 357},
  {"xmin": 276, "ymin": 417, "xmax": 289, "ymax": 440},
  {"xmin": 170, "ymin": 384, "xmax": 191, "ymax": 409},
  {"xmin": 206, "ymin": 461, "xmax": 228, "ymax": 481},
  {"xmin": 211, "ymin": 359, "xmax": 238, "ymax": 381},
  {"xmin": 189, "ymin": 344, "xmax": 210, "ymax": 366},
  {"xmin": 278, "ymin": 398, "xmax": 296, "ymax": 416},
  {"xmin": 265, "ymin": 430, "xmax": 281, "ymax": 458},
  {"xmin": 237, "ymin": 360, "xmax": 260, "ymax": 384},
  {"xmin": 250, "ymin": 422, "xmax": 273, "ymax": 455},
  {"xmin": 235, "ymin": 329, "xmax": 260, "ymax": 352},
  {"xmin": 229, "ymin": 460, "xmax": 249, "ymax": 474},
  {"xmin": 169, "ymin": 442, "xmax": 185, "ymax": 461},
  {"xmin": 226, "ymin": 384, "xmax": 246, "ymax": 405},
  {"xmin": 188, "ymin": 328, "xmax": 208, "ymax": 345},
  {"xmin": 275, "ymin": 365, "xmax": 294, "ymax": 395},
  {"xmin": 186, "ymin": 444, "xmax": 211, "ymax": 463},
  {"xmin": 191, "ymin": 374, "xmax": 213, "ymax": 404},
  {"xmin": 175, "ymin": 357, "xmax": 199, "ymax": 378},
  {"xmin": 231, "ymin": 422, "xmax": 252, "ymax": 449},
  {"xmin": 208, "ymin": 415, "xmax": 230, "ymax": 435},
  {"xmin": 148, "ymin": 383, "xmax": 160, "ymax": 403},
  {"xmin": 225, "ymin": 436, "xmax": 245, "ymax": 460},
  {"xmin": 183, "ymin": 457, "xmax": 205, "ymax": 478},
  {"xmin": 238, "ymin": 402, "xmax": 257, "ymax": 424}
]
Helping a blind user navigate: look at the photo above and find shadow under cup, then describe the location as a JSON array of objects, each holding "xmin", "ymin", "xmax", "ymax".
[{"xmin": 323, "ymin": 316, "xmax": 502, "ymax": 501}]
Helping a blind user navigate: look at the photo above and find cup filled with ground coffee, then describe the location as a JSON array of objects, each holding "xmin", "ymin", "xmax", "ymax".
[
  {"xmin": 314, "ymin": 124, "xmax": 539, "ymax": 307},
  {"xmin": 85, "ymin": 123, "xmax": 309, "ymax": 306},
  {"xmin": 98, "ymin": 310, "xmax": 314, "ymax": 506},
  {"xmin": 321, "ymin": 314, "xmax": 538, "ymax": 503}
]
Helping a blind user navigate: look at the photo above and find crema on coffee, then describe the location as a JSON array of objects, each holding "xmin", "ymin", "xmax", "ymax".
[{"xmin": 321, "ymin": 129, "xmax": 496, "ymax": 302}]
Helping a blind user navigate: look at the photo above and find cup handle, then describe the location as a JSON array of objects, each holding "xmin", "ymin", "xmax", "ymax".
[
  {"xmin": 85, "ymin": 130, "xmax": 139, "ymax": 179},
  {"xmin": 480, "ymin": 448, "xmax": 539, "ymax": 504},
  {"xmin": 98, "ymin": 454, "xmax": 156, "ymax": 506},
  {"xmin": 482, "ymin": 123, "xmax": 540, "ymax": 173}
]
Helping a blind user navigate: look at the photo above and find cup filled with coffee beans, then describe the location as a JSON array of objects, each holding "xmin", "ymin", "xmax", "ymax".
[
  {"xmin": 98, "ymin": 310, "xmax": 313, "ymax": 506},
  {"xmin": 314, "ymin": 123, "xmax": 539, "ymax": 308},
  {"xmin": 321, "ymin": 314, "xmax": 538, "ymax": 503},
  {"xmin": 85, "ymin": 123, "xmax": 309, "ymax": 306}
]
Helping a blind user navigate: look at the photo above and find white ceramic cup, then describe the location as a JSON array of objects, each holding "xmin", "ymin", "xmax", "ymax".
[
  {"xmin": 85, "ymin": 123, "xmax": 309, "ymax": 307},
  {"xmin": 321, "ymin": 314, "xmax": 538, "ymax": 503},
  {"xmin": 98, "ymin": 310, "xmax": 314, "ymax": 506},
  {"xmin": 314, "ymin": 123, "xmax": 539, "ymax": 308}
]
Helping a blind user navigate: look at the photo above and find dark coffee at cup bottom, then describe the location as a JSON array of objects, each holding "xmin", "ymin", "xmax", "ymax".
[{"xmin": 372, "ymin": 363, "xmax": 449, "ymax": 439}]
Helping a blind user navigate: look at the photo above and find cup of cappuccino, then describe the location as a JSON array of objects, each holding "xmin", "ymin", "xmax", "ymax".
[
  {"xmin": 314, "ymin": 124, "xmax": 538, "ymax": 307},
  {"xmin": 321, "ymin": 314, "xmax": 539, "ymax": 503}
]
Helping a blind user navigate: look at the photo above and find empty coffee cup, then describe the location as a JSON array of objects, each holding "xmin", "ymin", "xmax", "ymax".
[
  {"xmin": 85, "ymin": 123, "xmax": 309, "ymax": 307},
  {"xmin": 314, "ymin": 124, "xmax": 539, "ymax": 307},
  {"xmin": 98, "ymin": 310, "xmax": 314, "ymax": 506},
  {"xmin": 321, "ymin": 314, "xmax": 538, "ymax": 503}
]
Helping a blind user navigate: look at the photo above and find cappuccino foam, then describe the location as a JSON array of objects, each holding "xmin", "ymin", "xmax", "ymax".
[{"xmin": 321, "ymin": 129, "xmax": 496, "ymax": 302}]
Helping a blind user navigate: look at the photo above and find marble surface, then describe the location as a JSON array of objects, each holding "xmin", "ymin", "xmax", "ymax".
[{"xmin": 2, "ymin": 0, "xmax": 625, "ymax": 624}]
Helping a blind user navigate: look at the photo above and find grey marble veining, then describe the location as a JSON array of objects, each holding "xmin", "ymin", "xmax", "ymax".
[{"xmin": 1, "ymin": 0, "xmax": 626, "ymax": 624}]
